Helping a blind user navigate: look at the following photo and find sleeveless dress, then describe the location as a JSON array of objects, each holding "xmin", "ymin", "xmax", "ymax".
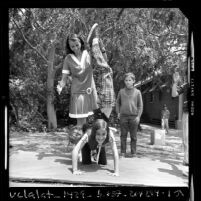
[{"xmin": 62, "ymin": 50, "xmax": 98, "ymax": 118}]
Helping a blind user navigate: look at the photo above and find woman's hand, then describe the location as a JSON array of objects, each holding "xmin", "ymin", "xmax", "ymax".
[
  {"xmin": 57, "ymin": 85, "xmax": 62, "ymax": 94},
  {"xmin": 73, "ymin": 170, "xmax": 84, "ymax": 175},
  {"xmin": 107, "ymin": 172, "xmax": 119, "ymax": 177},
  {"xmin": 57, "ymin": 81, "xmax": 63, "ymax": 94}
]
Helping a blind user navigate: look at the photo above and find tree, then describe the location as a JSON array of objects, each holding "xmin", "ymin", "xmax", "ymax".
[
  {"xmin": 81, "ymin": 8, "xmax": 188, "ymax": 92},
  {"xmin": 10, "ymin": 8, "xmax": 69, "ymax": 129},
  {"xmin": 9, "ymin": 8, "xmax": 188, "ymax": 130}
]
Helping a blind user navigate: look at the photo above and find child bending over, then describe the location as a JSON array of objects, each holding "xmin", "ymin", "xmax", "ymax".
[{"xmin": 72, "ymin": 119, "xmax": 119, "ymax": 176}]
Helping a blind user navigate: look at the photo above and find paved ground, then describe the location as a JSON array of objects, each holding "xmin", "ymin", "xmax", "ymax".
[{"xmin": 9, "ymin": 124, "xmax": 189, "ymax": 187}]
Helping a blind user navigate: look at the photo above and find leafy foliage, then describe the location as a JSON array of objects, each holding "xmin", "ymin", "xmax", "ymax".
[{"xmin": 9, "ymin": 8, "xmax": 188, "ymax": 131}]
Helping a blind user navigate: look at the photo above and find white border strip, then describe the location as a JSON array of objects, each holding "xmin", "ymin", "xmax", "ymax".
[{"xmin": 5, "ymin": 106, "xmax": 7, "ymax": 170}]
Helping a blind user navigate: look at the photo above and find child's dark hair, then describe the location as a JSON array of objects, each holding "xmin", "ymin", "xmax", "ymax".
[
  {"xmin": 88, "ymin": 119, "xmax": 110, "ymax": 150},
  {"xmin": 65, "ymin": 33, "xmax": 85, "ymax": 55}
]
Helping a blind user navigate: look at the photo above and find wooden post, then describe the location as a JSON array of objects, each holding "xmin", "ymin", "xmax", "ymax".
[
  {"xmin": 176, "ymin": 94, "xmax": 183, "ymax": 129},
  {"xmin": 150, "ymin": 129, "xmax": 165, "ymax": 145}
]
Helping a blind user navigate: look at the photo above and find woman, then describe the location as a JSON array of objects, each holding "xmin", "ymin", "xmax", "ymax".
[{"xmin": 57, "ymin": 34, "xmax": 98, "ymax": 130}]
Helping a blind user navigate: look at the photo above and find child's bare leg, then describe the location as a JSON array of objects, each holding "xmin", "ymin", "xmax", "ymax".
[
  {"xmin": 87, "ymin": 23, "xmax": 108, "ymax": 68},
  {"xmin": 92, "ymin": 38, "xmax": 108, "ymax": 67}
]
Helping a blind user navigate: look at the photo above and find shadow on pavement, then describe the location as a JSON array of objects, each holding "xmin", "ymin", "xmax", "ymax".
[{"xmin": 158, "ymin": 163, "xmax": 184, "ymax": 178}]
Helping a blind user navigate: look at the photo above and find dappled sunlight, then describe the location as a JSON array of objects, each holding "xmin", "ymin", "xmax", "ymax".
[
  {"xmin": 10, "ymin": 126, "xmax": 184, "ymax": 164},
  {"xmin": 9, "ymin": 125, "xmax": 188, "ymax": 187}
]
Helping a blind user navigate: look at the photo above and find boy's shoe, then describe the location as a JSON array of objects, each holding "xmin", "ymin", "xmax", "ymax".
[{"xmin": 87, "ymin": 23, "xmax": 99, "ymax": 47}]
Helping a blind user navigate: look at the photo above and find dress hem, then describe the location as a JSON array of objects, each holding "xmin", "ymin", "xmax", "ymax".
[{"xmin": 69, "ymin": 111, "xmax": 94, "ymax": 118}]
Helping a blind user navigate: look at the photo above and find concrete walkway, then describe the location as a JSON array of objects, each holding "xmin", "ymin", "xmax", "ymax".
[{"xmin": 9, "ymin": 124, "xmax": 189, "ymax": 187}]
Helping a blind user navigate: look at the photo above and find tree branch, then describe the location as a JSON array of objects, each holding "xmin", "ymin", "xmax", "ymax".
[
  {"xmin": 117, "ymin": 8, "xmax": 125, "ymax": 20},
  {"xmin": 37, "ymin": 92, "xmax": 47, "ymax": 102},
  {"xmin": 75, "ymin": 9, "xmax": 88, "ymax": 33},
  {"xmin": 12, "ymin": 18, "xmax": 49, "ymax": 63},
  {"xmin": 147, "ymin": 27, "xmax": 160, "ymax": 38},
  {"xmin": 101, "ymin": 27, "xmax": 113, "ymax": 36},
  {"xmin": 35, "ymin": 110, "xmax": 47, "ymax": 122},
  {"xmin": 54, "ymin": 63, "xmax": 63, "ymax": 70},
  {"xmin": 172, "ymin": 49, "xmax": 187, "ymax": 53},
  {"xmin": 33, "ymin": 20, "xmax": 46, "ymax": 33},
  {"xmin": 147, "ymin": 21, "xmax": 160, "ymax": 38}
]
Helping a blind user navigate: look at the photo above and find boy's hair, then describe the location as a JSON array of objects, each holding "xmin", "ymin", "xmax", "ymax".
[
  {"xmin": 65, "ymin": 33, "xmax": 85, "ymax": 55},
  {"xmin": 124, "ymin": 72, "xmax": 135, "ymax": 81},
  {"xmin": 88, "ymin": 119, "xmax": 110, "ymax": 150}
]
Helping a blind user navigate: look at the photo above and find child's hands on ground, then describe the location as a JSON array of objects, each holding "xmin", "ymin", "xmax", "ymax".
[
  {"xmin": 107, "ymin": 172, "xmax": 119, "ymax": 177},
  {"xmin": 73, "ymin": 170, "xmax": 84, "ymax": 175}
]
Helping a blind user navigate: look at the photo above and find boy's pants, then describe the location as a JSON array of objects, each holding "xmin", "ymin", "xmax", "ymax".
[
  {"xmin": 161, "ymin": 118, "xmax": 169, "ymax": 132},
  {"xmin": 120, "ymin": 116, "xmax": 139, "ymax": 154}
]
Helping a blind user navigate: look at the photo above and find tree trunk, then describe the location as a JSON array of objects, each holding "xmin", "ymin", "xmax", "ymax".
[
  {"xmin": 9, "ymin": 103, "xmax": 19, "ymax": 126},
  {"xmin": 47, "ymin": 43, "xmax": 57, "ymax": 130}
]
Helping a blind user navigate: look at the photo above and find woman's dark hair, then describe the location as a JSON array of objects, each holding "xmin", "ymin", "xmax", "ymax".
[
  {"xmin": 65, "ymin": 33, "xmax": 85, "ymax": 55},
  {"xmin": 88, "ymin": 119, "xmax": 110, "ymax": 150}
]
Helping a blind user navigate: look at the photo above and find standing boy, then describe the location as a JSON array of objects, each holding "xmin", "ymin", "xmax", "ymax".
[
  {"xmin": 161, "ymin": 104, "xmax": 170, "ymax": 134},
  {"xmin": 116, "ymin": 73, "xmax": 143, "ymax": 157}
]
